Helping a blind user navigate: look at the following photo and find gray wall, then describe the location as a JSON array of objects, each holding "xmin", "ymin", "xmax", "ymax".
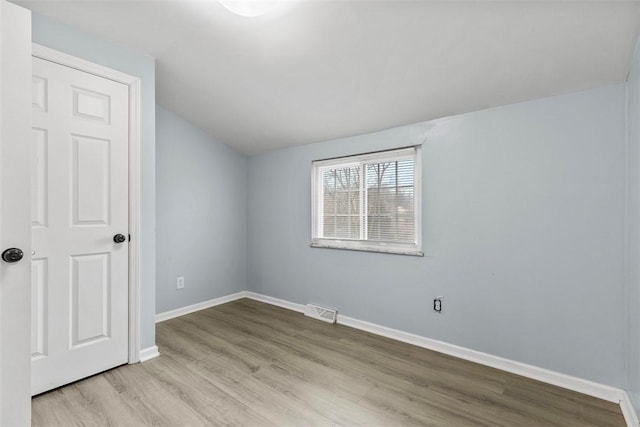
[
  {"xmin": 32, "ymin": 14, "xmax": 157, "ymax": 350},
  {"xmin": 248, "ymin": 85, "xmax": 627, "ymax": 388},
  {"xmin": 156, "ymin": 106, "xmax": 247, "ymax": 314},
  {"xmin": 626, "ymin": 39, "xmax": 640, "ymax": 409}
]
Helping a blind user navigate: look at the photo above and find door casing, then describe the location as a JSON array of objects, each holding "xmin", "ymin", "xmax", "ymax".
[{"xmin": 32, "ymin": 43, "xmax": 142, "ymax": 364}]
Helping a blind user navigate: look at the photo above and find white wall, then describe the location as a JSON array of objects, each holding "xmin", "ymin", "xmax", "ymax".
[
  {"xmin": 248, "ymin": 84, "xmax": 627, "ymax": 388},
  {"xmin": 32, "ymin": 13, "xmax": 157, "ymax": 350},
  {"xmin": 156, "ymin": 106, "xmax": 247, "ymax": 314}
]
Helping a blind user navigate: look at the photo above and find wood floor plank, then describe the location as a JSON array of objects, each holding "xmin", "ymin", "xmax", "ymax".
[{"xmin": 32, "ymin": 298, "xmax": 626, "ymax": 426}]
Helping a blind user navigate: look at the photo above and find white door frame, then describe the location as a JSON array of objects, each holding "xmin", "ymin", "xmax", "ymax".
[{"xmin": 32, "ymin": 44, "xmax": 142, "ymax": 363}]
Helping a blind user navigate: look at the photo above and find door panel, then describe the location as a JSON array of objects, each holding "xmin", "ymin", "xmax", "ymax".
[
  {"xmin": 73, "ymin": 86, "xmax": 111, "ymax": 122},
  {"xmin": 31, "ymin": 128, "xmax": 49, "ymax": 227},
  {"xmin": 31, "ymin": 56, "xmax": 129, "ymax": 396},
  {"xmin": 71, "ymin": 134, "xmax": 111, "ymax": 225},
  {"xmin": 71, "ymin": 253, "xmax": 111, "ymax": 347},
  {"xmin": 32, "ymin": 75, "xmax": 47, "ymax": 111},
  {"xmin": 31, "ymin": 258, "xmax": 48, "ymax": 359}
]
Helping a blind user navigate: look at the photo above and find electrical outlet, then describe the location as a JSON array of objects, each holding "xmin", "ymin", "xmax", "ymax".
[
  {"xmin": 176, "ymin": 276, "xmax": 185, "ymax": 290},
  {"xmin": 433, "ymin": 297, "xmax": 443, "ymax": 313}
]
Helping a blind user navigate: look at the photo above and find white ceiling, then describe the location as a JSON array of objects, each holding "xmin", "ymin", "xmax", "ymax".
[{"xmin": 14, "ymin": 0, "xmax": 640, "ymax": 155}]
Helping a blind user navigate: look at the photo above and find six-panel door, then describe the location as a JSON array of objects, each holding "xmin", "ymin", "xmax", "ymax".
[{"xmin": 31, "ymin": 57, "xmax": 129, "ymax": 395}]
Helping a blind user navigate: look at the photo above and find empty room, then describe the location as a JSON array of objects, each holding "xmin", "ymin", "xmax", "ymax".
[{"xmin": 2, "ymin": 0, "xmax": 640, "ymax": 425}]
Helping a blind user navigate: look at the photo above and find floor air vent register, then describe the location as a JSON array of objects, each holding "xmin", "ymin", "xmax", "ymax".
[{"xmin": 304, "ymin": 304, "xmax": 337, "ymax": 324}]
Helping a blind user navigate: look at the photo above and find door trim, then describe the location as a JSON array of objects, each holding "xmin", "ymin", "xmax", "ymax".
[{"xmin": 32, "ymin": 43, "xmax": 142, "ymax": 363}]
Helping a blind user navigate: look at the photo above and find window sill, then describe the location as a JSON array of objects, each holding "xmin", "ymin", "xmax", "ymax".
[{"xmin": 310, "ymin": 241, "xmax": 424, "ymax": 257}]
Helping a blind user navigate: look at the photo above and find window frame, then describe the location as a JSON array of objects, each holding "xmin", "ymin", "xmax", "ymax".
[{"xmin": 311, "ymin": 145, "xmax": 423, "ymax": 256}]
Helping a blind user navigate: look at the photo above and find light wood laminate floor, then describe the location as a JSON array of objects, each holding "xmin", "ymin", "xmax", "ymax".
[{"xmin": 32, "ymin": 298, "xmax": 626, "ymax": 426}]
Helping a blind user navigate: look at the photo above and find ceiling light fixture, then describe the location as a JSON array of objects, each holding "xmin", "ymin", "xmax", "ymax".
[{"xmin": 218, "ymin": 0, "xmax": 280, "ymax": 17}]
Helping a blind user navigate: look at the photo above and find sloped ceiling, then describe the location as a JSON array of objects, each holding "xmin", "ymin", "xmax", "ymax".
[{"xmin": 15, "ymin": 0, "xmax": 640, "ymax": 154}]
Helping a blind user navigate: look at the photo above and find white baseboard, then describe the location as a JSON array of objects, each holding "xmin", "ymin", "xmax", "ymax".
[
  {"xmin": 337, "ymin": 314, "xmax": 623, "ymax": 403},
  {"xmin": 244, "ymin": 291, "xmax": 305, "ymax": 313},
  {"xmin": 155, "ymin": 291, "xmax": 247, "ymax": 323},
  {"xmin": 154, "ymin": 290, "xmax": 639, "ymax": 426},
  {"xmin": 620, "ymin": 390, "xmax": 640, "ymax": 426},
  {"xmin": 139, "ymin": 345, "xmax": 160, "ymax": 362}
]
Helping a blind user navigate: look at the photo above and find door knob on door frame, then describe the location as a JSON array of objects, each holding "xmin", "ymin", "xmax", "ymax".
[
  {"xmin": 113, "ymin": 234, "xmax": 127, "ymax": 244},
  {"xmin": 2, "ymin": 248, "xmax": 24, "ymax": 263}
]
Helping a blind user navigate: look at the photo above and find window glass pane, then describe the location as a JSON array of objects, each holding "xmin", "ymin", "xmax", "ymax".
[
  {"xmin": 321, "ymin": 166, "xmax": 360, "ymax": 239},
  {"xmin": 366, "ymin": 159, "xmax": 415, "ymax": 243}
]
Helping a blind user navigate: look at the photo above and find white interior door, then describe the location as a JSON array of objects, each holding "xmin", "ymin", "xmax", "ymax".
[
  {"xmin": 0, "ymin": 1, "xmax": 32, "ymax": 424},
  {"xmin": 31, "ymin": 57, "xmax": 130, "ymax": 395}
]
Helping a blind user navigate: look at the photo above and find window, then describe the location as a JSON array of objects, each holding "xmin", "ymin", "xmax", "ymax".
[{"xmin": 311, "ymin": 146, "xmax": 422, "ymax": 256}]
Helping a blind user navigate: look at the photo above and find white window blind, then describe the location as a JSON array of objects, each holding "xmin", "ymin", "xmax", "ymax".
[{"xmin": 312, "ymin": 146, "xmax": 422, "ymax": 256}]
